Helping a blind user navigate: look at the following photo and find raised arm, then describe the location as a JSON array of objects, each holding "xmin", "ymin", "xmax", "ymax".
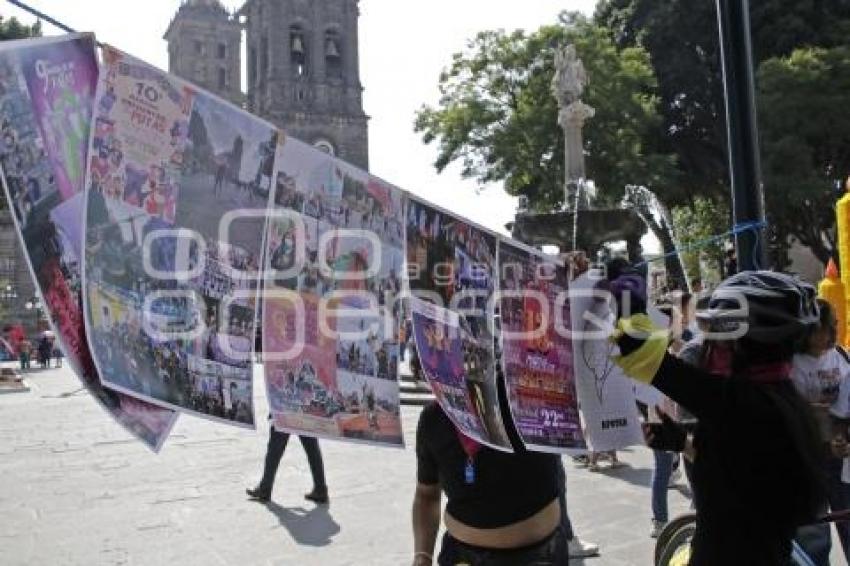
[
  {"xmin": 651, "ymin": 354, "xmax": 727, "ymax": 422},
  {"xmin": 613, "ymin": 314, "xmax": 727, "ymax": 422}
]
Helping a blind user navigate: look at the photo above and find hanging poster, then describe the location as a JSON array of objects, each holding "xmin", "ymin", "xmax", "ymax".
[
  {"xmin": 411, "ymin": 296, "xmax": 499, "ymax": 446},
  {"xmin": 83, "ymin": 46, "xmax": 274, "ymax": 427},
  {"xmin": 406, "ymin": 198, "xmax": 512, "ymax": 451},
  {"xmin": 569, "ymin": 271, "xmax": 644, "ymax": 451},
  {"xmin": 263, "ymin": 137, "xmax": 404, "ymax": 446},
  {"xmin": 497, "ymin": 241, "xmax": 585, "ymax": 452},
  {"xmin": 0, "ymin": 35, "xmax": 177, "ymax": 450}
]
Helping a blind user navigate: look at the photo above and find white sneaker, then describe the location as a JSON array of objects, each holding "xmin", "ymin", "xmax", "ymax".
[
  {"xmin": 650, "ymin": 519, "xmax": 667, "ymax": 538},
  {"xmin": 668, "ymin": 466, "xmax": 682, "ymax": 488},
  {"xmin": 568, "ymin": 537, "xmax": 599, "ymax": 558}
]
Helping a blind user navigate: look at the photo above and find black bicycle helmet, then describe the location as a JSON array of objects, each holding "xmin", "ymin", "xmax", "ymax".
[{"xmin": 696, "ymin": 271, "xmax": 819, "ymax": 344}]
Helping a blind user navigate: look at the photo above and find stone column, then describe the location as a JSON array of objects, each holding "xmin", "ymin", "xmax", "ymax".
[{"xmin": 558, "ymin": 101, "xmax": 595, "ymax": 184}]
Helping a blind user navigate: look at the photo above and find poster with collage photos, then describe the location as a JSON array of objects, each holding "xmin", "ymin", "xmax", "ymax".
[
  {"xmin": 406, "ymin": 198, "xmax": 513, "ymax": 451},
  {"xmin": 83, "ymin": 46, "xmax": 277, "ymax": 427},
  {"xmin": 263, "ymin": 137, "xmax": 404, "ymax": 446}
]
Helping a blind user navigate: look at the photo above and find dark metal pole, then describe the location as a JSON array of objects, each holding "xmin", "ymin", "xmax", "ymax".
[{"xmin": 715, "ymin": 0, "xmax": 767, "ymax": 271}]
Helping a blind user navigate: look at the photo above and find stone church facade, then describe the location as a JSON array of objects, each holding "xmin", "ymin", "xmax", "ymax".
[
  {"xmin": 164, "ymin": 0, "xmax": 369, "ymax": 170},
  {"xmin": 164, "ymin": 0, "xmax": 243, "ymax": 106}
]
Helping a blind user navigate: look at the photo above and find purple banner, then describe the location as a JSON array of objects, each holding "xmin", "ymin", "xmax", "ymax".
[
  {"xmin": 19, "ymin": 36, "xmax": 96, "ymax": 201},
  {"xmin": 498, "ymin": 241, "xmax": 585, "ymax": 452},
  {"xmin": 410, "ymin": 297, "xmax": 511, "ymax": 451}
]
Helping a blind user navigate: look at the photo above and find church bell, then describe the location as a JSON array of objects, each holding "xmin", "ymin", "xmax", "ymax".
[
  {"xmin": 291, "ymin": 35, "xmax": 305, "ymax": 55},
  {"xmin": 325, "ymin": 38, "xmax": 340, "ymax": 58}
]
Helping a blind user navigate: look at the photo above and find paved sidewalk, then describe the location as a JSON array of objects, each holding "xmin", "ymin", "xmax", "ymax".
[{"xmin": 0, "ymin": 366, "xmax": 838, "ymax": 565}]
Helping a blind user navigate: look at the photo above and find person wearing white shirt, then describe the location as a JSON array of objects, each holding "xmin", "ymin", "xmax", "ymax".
[{"xmin": 790, "ymin": 299, "xmax": 850, "ymax": 562}]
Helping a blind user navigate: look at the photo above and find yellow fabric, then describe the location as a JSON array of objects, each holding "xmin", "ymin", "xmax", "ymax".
[
  {"xmin": 611, "ymin": 314, "xmax": 669, "ymax": 384},
  {"xmin": 668, "ymin": 544, "xmax": 692, "ymax": 566},
  {"xmin": 836, "ymin": 187, "xmax": 850, "ymax": 345}
]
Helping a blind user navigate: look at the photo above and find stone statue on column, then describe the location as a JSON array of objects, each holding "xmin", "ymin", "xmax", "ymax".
[
  {"xmin": 511, "ymin": 46, "xmax": 648, "ymax": 261},
  {"xmin": 551, "ymin": 45, "xmax": 595, "ymax": 208}
]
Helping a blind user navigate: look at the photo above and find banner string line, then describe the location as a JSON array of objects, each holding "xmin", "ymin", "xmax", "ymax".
[
  {"xmin": 632, "ymin": 220, "xmax": 767, "ymax": 269},
  {"xmin": 6, "ymin": 0, "xmax": 76, "ymax": 34}
]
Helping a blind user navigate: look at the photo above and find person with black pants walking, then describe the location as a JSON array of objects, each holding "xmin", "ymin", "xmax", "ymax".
[{"xmin": 246, "ymin": 425, "xmax": 329, "ymax": 504}]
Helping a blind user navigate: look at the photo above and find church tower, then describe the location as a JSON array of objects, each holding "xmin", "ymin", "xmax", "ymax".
[
  {"xmin": 240, "ymin": 0, "xmax": 369, "ymax": 170},
  {"xmin": 164, "ymin": 0, "xmax": 242, "ymax": 106}
]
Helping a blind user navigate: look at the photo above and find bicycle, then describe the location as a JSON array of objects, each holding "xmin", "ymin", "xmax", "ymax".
[{"xmin": 654, "ymin": 510, "xmax": 850, "ymax": 565}]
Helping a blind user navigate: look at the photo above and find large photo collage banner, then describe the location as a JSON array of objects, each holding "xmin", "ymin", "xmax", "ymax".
[
  {"xmin": 0, "ymin": 35, "xmax": 176, "ymax": 451},
  {"xmin": 82, "ymin": 46, "xmax": 276, "ymax": 427},
  {"xmin": 406, "ymin": 199, "xmax": 513, "ymax": 451},
  {"xmin": 0, "ymin": 34, "xmax": 591, "ymax": 454},
  {"xmin": 264, "ymin": 137, "xmax": 405, "ymax": 447}
]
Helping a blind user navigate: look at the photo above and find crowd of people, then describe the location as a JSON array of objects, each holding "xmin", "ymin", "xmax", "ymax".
[{"xmin": 1, "ymin": 325, "xmax": 61, "ymax": 370}]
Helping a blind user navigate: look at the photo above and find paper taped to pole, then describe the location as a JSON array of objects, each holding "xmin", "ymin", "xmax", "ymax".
[{"xmin": 0, "ymin": 34, "xmax": 177, "ymax": 450}]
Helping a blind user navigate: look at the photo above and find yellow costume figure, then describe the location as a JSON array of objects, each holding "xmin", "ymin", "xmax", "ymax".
[{"xmin": 835, "ymin": 177, "xmax": 850, "ymax": 344}]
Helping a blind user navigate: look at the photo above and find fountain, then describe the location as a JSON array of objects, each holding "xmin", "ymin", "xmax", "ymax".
[{"xmin": 510, "ymin": 45, "xmax": 647, "ymax": 263}]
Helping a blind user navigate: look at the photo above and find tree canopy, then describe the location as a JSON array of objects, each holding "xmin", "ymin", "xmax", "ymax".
[
  {"xmin": 757, "ymin": 46, "xmax": 850, "ymax": 265},
  {"xmin": 414, "ymin": 14, "xmax": 676, "ymax": 212},
  {"xmin": 595, "ymin": 0, "xmax": 850, "ymax": 265},
  {"xmin": 0, "ymin": 15, "xmax": 41, "ymax": 41},
  {"xmin": 416, "ymin": 1, "xmax": 850, "ymax": 268}
]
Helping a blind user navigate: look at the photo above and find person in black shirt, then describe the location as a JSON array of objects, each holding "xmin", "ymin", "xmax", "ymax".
[
  {"xmin": 615, "ymin": 271, "xmax": 827, "ymax": 565},
  {"xmin": 412, "ymin": 402, "xmax": 567, "ymax": 565}
]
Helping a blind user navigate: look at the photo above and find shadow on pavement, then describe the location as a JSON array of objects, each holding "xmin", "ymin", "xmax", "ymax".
[{"xmin": 266, "ymin": 501, "xmax": 340, "ymax": 547}]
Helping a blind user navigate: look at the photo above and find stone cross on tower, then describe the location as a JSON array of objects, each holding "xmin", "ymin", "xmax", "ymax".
[{"xmin": 551, "ymin": 45, "xmax": 595, "ymax": 207}]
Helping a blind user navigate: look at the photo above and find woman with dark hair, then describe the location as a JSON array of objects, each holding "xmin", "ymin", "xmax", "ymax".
[
  {"xmin": 791, "ymin": 298, "xmax": 850, "ymax": 561},
  {"xmin": 614, "ymin": 271, "xmax": 827, "ymax": 565}
]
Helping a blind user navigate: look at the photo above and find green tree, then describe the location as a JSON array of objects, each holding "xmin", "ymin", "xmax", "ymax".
[
  {"xmin": 757, "ymin": 46, "xmax": 850, "ymax": 266},
  {"xmin": 414, "ymin": 13, "xmax": 676, "ymax": 211},
  {"xmin": 671, "ymin": 196, "xmax": 728, "ymax": 283},
  {"xmin": 0, "ymin": 15, "xmax": 41, "ymax": 41},
  {"xmin": 595, "ymin": 0, "xmax": 850, "ymax": 200},
  {"xmin": 595, "ymin": 0, "xmax": 850, "ymax": 267},
  {"xmin": 595, "ymin": 0, "xmax": 728, "ymax": 203}
]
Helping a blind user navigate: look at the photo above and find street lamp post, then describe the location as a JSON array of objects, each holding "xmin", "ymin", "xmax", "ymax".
[
  {"xmin": 715, "ymin": 0, "xmax": 767, "ymax": 271},
  {"xmin": 0, "ymin": 285, "xmax": 16, "ymax": 302},
  {"xmin": 24, "ymin": 297, "xmax": 44, "ymax": 333},
  {"xmin": 0, "ymin": 285, "xmax": 17, "ymax": 326}
]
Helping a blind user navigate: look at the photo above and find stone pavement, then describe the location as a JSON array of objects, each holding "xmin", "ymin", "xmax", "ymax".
[{"xmin": 0, "ymin": 366, "xmax": 841, "ymax": 565}]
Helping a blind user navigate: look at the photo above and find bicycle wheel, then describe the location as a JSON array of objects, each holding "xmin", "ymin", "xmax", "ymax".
[{"xmin": 655, "ymin": 513, "xmax": 697, "ymax": 566}]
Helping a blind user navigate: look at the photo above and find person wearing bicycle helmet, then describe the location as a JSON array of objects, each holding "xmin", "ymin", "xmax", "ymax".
[{"xmin": 613, "ymin": 271, "xmax": 827, "ymax": 565}]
